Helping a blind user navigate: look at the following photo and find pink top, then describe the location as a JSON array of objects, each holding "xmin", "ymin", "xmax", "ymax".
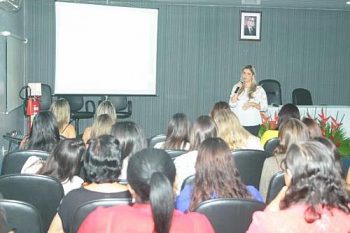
[
  {"xmin": 247, "ymin": 204, "xmax": 350, "ymax": 233},
  {"xmin": 78, "ymin": 203, "xmax": 215, "ymax": 233}
]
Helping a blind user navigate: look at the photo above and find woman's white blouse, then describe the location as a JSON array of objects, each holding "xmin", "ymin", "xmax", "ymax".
[{"xmin": 229, "ymin": 85, "xmax": 267, "ymax": 126}]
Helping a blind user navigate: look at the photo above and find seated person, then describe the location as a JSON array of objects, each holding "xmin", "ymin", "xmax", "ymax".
[
  {"xmin": 209, "ymin": 101, "xmax": 230, "ymax": 119},
  {"xmin": 82, "ymin": 100, "xmax": 116, "ymax": 144},
  {"xmin": 89, "ymin": 114, "xmax": 114, "ymax": 141},
  {"xmin": 50, "ymin": 98, "xmax": 76, "ymax": 139},
  {"xmin": 48, "ymin": 135, "xmax": 131, "ymax": 233},
  {"xmin": 176, "ymin": 137, "xmax": 263, "ymax": 213},
  {"xmin": 78, "ymin": 148, "xmax": 215, "ymax": 233},
  {"xmin": 154, "ymin": 113, "xmax": 190, "ymax": 150},
  {"xmin": 302, "ymin": 117, "xmax": 322, "ymax": 138},
  {"xmin": 261, "ymin": 103, "xmax": 300, "ymax": 146},
  {"xmin": 247, "ymin": 140, "xmax": 350, "ymax": 233}
]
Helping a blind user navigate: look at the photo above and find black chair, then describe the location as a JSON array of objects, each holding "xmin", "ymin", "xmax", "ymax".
[
  {"xmin": 165, "ymin": 149, "xmax": 187, "ymax": 160},
  {"xmin": 70, "ymin": 198, "xmax": 132, "ymax": 233},
  {"xmin": 292, "ymin": 88, "xmax": 313, "ymax": 105},
  {"xmin": 1, "ymin": 150, "xmax": 49, "ymax": 175},
  {"xmin": 0, "ymin": 174, "xmax": 64, "ymax": 232},
  {"xmin": 266, "ymin": 171, "xmax": 285, "ymax": 204},
  {"xmin": 0, "ymin": 199, "xmax": 43, "ymax": 233},
  {"xmin": 258, "ymin": 79, "xmax": 282, "ymax": 105},
  {"xmin": 58, "ymin": 95, "xmax": 96, "ymax": 134},
  {"xmin": 194, "ymin": 198, "xmax": 266, "ymax": 233},
  {"xmin": 232, "ymin": 149, "xmax": 267, "ymax": 189},
  {"xmin": 40, "ymin": 84, "xmax": 53, "ymax": 110},
  {"xmin": 264, "ymin": 137, "xmax": 280, "ymax": 158},
  {"xmin": 100, "ymin": 96, "xmax": 132, "ymax": 119},
  {"xmin": 180, "ymin": 174, "xmax": 195, "ymax": 191},
  {"xmin": 148, "ymin": 134, "xmax": 166, "ymax": 148}
]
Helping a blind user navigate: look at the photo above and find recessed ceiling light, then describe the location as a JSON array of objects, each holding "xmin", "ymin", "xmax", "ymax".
[{"xmin": 347, "ymin": 1, "xmax": 350, "ymax": 4}]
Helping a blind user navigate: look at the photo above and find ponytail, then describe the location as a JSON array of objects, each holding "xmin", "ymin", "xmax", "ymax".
[{"xmin": 150, "ymin": 172, "xmax": 174, "ymax": 233}]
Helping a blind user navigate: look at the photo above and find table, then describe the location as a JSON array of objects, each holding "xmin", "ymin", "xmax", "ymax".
[{"xmin": 266, "ymin": 105, "xmax": 350, "ymax": 137}]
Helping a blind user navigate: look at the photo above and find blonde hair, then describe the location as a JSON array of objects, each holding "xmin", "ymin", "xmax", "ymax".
[
  {"xmin": 213, "ymin": 109, "xmax": 252, "ymax": 150},
  {"xmin": 237, "ymin": 65, "xmax": 258, "ymax": 99},
  {"xmin": 50, "ymin": 98, "xmax": 70, "ymax": 132},
  {"xmin": 95, "ymin": 100, "xmax": 117, "ymax": 122},
  {"xmin": 90, "ymin": 114, "xmax": 115, "ymax": 139}
]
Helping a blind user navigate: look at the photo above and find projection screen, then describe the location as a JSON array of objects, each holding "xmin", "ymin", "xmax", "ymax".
[{"xmin": 55, "ymin": 2, "xmax": 158, "ymax": 95}]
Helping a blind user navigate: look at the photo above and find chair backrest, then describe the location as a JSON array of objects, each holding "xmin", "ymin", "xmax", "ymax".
[
  {"xmin": 264, "ymin": 137, "xmax": 280, "ymax": 158},
  {"xmin": 180, "ymin": 174, "xmax": 195, "ymax": 191},
  {"xmin": 165, "ymin": 149, "xmax": 187, "ymax": 160},
  {"xmin": 258, "ymin": 79, "xmax": 282, "ymax": 105},
  {"xmin": 0, "ymin": 199, "xmax": 43, "ymax": 233},
  {"xmin": 195, "ymin": 198, "xmax": 266, "ymax": 233},
  {"xmin": 101, "ymin": 95, "xmax": 132, "ymax": 119},
  {"xmin": 266, "ymin": 171, "xmax": 285, "ymax": 204},
  {"xmin": 0, "ymin": 174, "xmax": 64, "ymax": 232},
  {"xmin": 40, "ymin": 84, "xmax": 52, "ymax": 111},
  {"xmin": 232, "ymin": 149, "xmax": 267, "ymax": 189},
  {"xmin": 148, "ymin": 134, "xmax": 166, "ymax": 148},
  {"xmin": 58, "ymin": 95, "xmax": 84, "ymax": 112},
  {"xmin": 292, "ymin": 88, "xmax": 313, "ymax": 105},
  {"xmin": 70, "ymin": 198, "xmax": 132, "ymax": 233},
  {"xmin": 1, "ymin": 150, "xmax": 50, "ymax": 175}
]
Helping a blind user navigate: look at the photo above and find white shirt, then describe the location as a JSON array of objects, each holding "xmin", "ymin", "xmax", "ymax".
[
  {"xmin": 173, "ymin": 150, "xmax": 198, "ymax": 194},
  {"xmin": 229, "ymin": 85, "xmax": 267, "ymax": 126}
]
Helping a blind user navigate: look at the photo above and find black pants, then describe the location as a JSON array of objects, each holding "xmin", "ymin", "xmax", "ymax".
[{"xmin": 244, "ymin": 125, "xmax": 260, "ymax": 137}]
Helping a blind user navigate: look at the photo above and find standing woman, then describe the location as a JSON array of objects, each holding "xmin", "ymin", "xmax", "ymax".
[
  {"xmin": 229, "ymin": 65, "xmax": 267, "ymax": 136},
  {"xmin": 50, "ymin": 98, "xmax": 76, "ymax": 139}
]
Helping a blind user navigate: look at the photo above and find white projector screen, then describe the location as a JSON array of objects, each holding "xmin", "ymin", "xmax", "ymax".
[{"xmin": 55, "ymin": 2, "xmax": 158, "ymax": 95}]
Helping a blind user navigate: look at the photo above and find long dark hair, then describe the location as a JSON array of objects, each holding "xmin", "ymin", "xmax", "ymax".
[
  {"xmin": 189, "ymin": 115, "xmax": 217, "ymax": 150},
  {"xmin": 163, "ymin": 113, "xmax": 190, "ymax": 150},
  {"xmin": 27, "ymin": 111, "xmax": 60, "ymax": 152},
  {"xmin": 281, "ymin": 141, "xmax": 350, "ymax": 222},
  {"xmin": 189, "ymin": 137, "xmax": 251, "ymax": 211},
  {"xmin": 127, "ymin": 149, "xmax": 176, "ymax": 233},
  {"xmin": 38, "ymin": 139, "xmax": 85, "ymax": 181},
  {"xmin": 277, "ymin": 103, "xmax": 300, "ymax": 128}
]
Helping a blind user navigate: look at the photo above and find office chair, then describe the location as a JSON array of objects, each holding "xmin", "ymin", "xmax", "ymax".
[
  {"xmin": 264, "ymin": 137, "xmax": 280, "ymax": 158},
  {"xmin": 232, "ymin": 149, "xmax": 267, "ymax": 189},
  {"xmin": 100, "ymin": 96, "xmax": 132, "ymax": 119},
  {"xmin": 292, "ymin": 88, "xmax": 313, "ymax": 105},
  {"xmin": 40, "ymin": 84, "xmax": 53, "ymax": 110},
  {"xmin": 266, "ymin": 171, "xmax": 285, "ymax": 204},
  {"xmin": 165, "ymin": 149, "xmax": 187, "ymax": 160},
  {"xmin": 195, "ymin": 198, "xmax": 266, "ymax": 233},
  {"xmin": 180, "ymin": 174, "xmax": 195, "ymax": 191},
  {"xmin": 258, "ymin": 79, "xmax": 282, "ymax": 105},
  {"xmin": 148, "ymin": 134, "xmax": 166, "ymax": 148}
]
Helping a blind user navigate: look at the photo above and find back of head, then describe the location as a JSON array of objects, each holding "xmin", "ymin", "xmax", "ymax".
[
  {"xmin": 50, "ymin": 98, "xmax": 70, "ymax": 131},
  {"xmin": 96, "ymin": 100, "xmax": 117, "ymax": 122},
  {"xmin": 210, "ymin": 101, "xmax": 230, "ymax": 118},
  {"xmin": 111, "ymin": 121, "xmax": 147, "ymax": 160},
  {"xmin": 301, "ymin": 117, "xmax": 322, "ymax": 138},
  {"xmin": 38, "ymin": 139, "xmax": 85, "ymax": 181},
  {"xmin": 164, "ymin": 113, "xmax": 190, "ymax": 150},
  {"xmin": 190, "ymin": 137, "xmax": 250, "ymax": 211},
  {"xmin": 28, "ymin": 111, "xmax": 60, "ymax": 152},
  {"xmin": 313, "ymin": 136, "xmax": 342, "ymax": 174},
  {"xmin": 84, "ymin": 135, "xmax": 122, "ymax": 183},
  {"xmin": 278, "ymin": 103, "xmax": 300, "ymax": 127},
  {"xmin": 127, "ymin": 148, "xmax": 176, "ymax": 233},
  {"xmin": 189, "ymin": 115, "xmax": 217, "ymax": 150},
  {"xmin": 213, "ymin": 109, "xmax": 251, "ymax": 150},
  {"xmin": 281, "ymin": 140, "xmax": 349, "ymax": 221},
  {"xmin": 275, "ymin": 118, "xmax": 309, "ymax": 154},
  {"xmin": 90, "ymin": 114, "xmax": 114, "ymax": 139}
]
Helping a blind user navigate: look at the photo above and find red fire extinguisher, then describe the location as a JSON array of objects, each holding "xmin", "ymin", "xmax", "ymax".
[{"xmin": 26, "ymin": 96, "xmax": 40, "ymax": 117}]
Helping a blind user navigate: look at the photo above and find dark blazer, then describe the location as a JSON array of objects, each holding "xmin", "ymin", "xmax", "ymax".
[{"xmin": 244, "ymin": 26, "xmax": 256, "ymax": 36}]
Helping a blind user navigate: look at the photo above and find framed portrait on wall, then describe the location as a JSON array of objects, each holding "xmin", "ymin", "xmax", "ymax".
[{"xmin": 240, "ymin": 11, "xmax": 262, "ymax": 41}]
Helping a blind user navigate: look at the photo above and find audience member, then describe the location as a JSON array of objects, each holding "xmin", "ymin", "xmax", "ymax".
[
  {"xmin": 176, "ymin": 138, "xmax": 263, "ymax": 212},
  {"xmin": 154, "ymin": 113, "xmax": 190, "ymax": 150},
  {"xmin": 213, "ymin": 109, "xmax": 262, "ymax": 150},
  {"xmin": 229, "ymin": 65, "xmax": 267, "ymax": 136},
  {"xmin": 259, "ymin": 119, "xmax": 309, "ymax": 200},
  {"xmin": 20, "ymin": 111, "xmax": 60, "ymax": 153},
  {"xmin": 302, "ymin": 117, "xmax": 322, "ymax": 138},
  {"xmin": 174, "ymin": 115, "xmax": 217, "ymax": 191},
  {"xmin": 89, "ymin": 114, "xmax": 114, "ymax": 141},
  {"xmin": 82, "ymin": 100, "xmax": 116, "ymax": 143},
  {"xmin": 209, "ymin": 101, "xmax": 230, "ymax": 119},
  {"xmin": 78, "ymin": 148, "xmax": 215, "ymax": 233},
  {"xmin": 50, "ymin": 98, "xmax": 76, "ymax": 139},
  {"xmin": 110, "ymin": 121, "xmax": 147, "ymax": 180},
  {"xmin": 48, "ymin": 135, "xmax": 130, "ymax": 233},
  {"xmin": 247, "ymin": 141, "xmax": 350, "ymax": 233},
  {"xmin": 261, "ymin": 103, "xmax": 300, "ymax": 146}
]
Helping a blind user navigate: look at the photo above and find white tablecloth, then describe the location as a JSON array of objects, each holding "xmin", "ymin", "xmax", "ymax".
[{"xmin": 266, "ymin": 105, "xmax": 350, "ymax": 137}]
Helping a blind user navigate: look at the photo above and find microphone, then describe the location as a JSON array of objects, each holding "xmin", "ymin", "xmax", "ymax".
[{"xmin": 234, "ymin": 80, "xmax": 243, "ymax": 93}]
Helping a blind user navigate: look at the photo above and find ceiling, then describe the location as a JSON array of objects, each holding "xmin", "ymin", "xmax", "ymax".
[{"xmin": 121, "ymin": 0, "xmax": 350, "ymax": 11}]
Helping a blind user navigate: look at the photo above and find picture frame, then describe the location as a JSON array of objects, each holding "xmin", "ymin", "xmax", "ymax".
[{"xmin": 240, "ymin": 11, "xmax": 262, "ymax": 41}]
